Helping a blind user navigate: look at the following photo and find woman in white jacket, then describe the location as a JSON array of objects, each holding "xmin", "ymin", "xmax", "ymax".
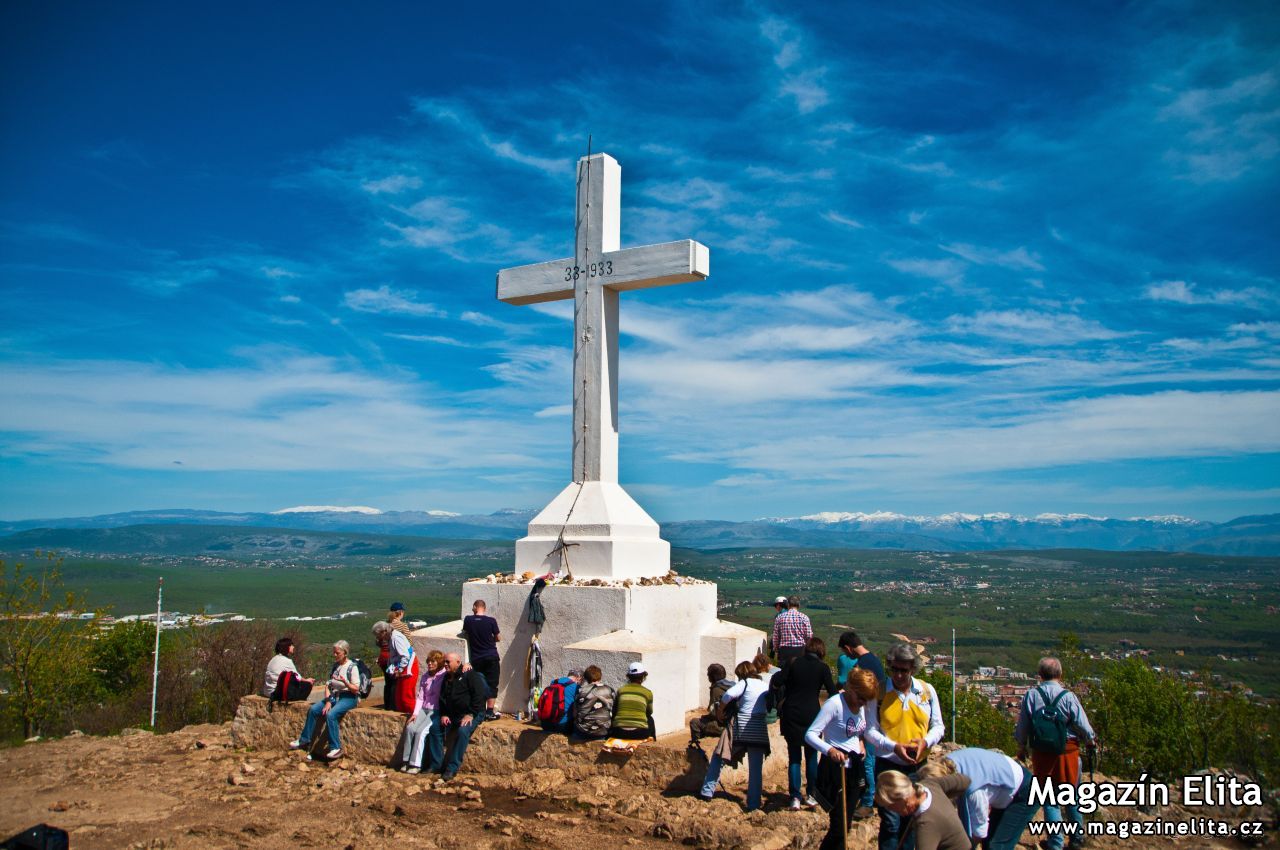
[{"xmin": 805, "ymin": 668, "xmax": 880, "ymax": 850}]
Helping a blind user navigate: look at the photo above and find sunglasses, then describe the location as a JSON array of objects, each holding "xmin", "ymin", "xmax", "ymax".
[{"xmin": 890, "ymin": 665, "xmax": 913, "ymax": 673}]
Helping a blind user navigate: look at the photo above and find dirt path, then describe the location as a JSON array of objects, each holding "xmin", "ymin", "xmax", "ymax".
[{"xmin": 1, "ymin": 724, "xmax": 1267, "ymax": 849}]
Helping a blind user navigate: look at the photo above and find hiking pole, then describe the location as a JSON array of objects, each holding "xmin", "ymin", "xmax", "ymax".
[{"xmin": 840, "ymin": 764, "xmax": 848, "ymax": 850}]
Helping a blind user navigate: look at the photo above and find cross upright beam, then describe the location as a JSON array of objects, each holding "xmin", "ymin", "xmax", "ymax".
[{"xmin": 497, "ymin": 153, "xmax": 709, "ymax": 485}]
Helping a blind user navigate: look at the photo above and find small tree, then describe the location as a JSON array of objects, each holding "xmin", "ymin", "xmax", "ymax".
[
  {"xmin": 0, "ymin": 554, "xmax": 99, "ymax": 738},
  {"xmin": 91, "ymin": 619, "xmax": 155, "ymax": 696},
  {"xmin": 922, "ymin": 670, "xmax": 1016, "ymax": 753}
]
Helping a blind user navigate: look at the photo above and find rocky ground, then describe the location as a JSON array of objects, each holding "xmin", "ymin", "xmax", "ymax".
[{"xmin": 1, "ymin": 723, "xmax": 1273, "ymax": 849}]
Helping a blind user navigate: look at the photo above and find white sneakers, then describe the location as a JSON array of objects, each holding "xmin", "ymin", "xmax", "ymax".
[{"xmin": 288, "ymin": 740, "xmax": 303, "ymax": 750}]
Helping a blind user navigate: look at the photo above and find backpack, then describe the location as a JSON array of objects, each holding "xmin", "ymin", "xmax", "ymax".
[
  {"xmin": 271, "ymin": 670, "xmax": 313, "ymax": 705},
  {"xmin": 351, "ymin": 658, "xmax": 374, "ymax": 700},
  {"xmin": 574, "ymin": 683, "xmax": 615, "ymax": 737},
  {"xmin": 538, "ymin": 679, "xmax": 570, "ymax": 725},
  {"xmin": 1029, "ymin": 685, "xmax": 1070, "ymax": 754}
]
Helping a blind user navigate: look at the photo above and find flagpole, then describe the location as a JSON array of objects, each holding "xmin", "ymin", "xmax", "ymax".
[
  {"xmin": 150, "ymin": 577, "xmax": 163, "ymax": 728},
  {"xmin": 951, "ymin": 627, "xmax": 956, "ymax": 744}
]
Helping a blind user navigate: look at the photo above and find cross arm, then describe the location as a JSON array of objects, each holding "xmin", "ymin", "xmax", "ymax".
[{"xmin": 497, "ymin": 239, "xmax": 710, "ymax": 305}]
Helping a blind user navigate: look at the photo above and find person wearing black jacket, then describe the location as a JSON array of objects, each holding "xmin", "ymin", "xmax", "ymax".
[
  {"xmin": 428, "ymin": 652, "xmax": 488, "ymax": 780},
  {"xmin": 772, "ymin": 636, "xmax": 837, "ymax": 810}
]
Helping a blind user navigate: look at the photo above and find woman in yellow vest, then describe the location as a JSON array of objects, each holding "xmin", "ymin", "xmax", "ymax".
[{"xmin": 865, "ymin": 642, "xmax": 946, "ymax": 850}]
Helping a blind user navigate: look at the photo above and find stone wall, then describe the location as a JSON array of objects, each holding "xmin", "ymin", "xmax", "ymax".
[{"xmin": 231, "ymin": 695, "xmax": 789, "ymax": 794}]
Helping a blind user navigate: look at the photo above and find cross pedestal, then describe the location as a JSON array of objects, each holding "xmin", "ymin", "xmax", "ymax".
[
  {"xmin": 514, "ymin": 481, "xmax": 669, "ymax": 581},
  {"xmin": 412, "ymin": 153, "xmax": 764, "ymax": 735},
  {"xmin": 411, "ymin": 581, "xmax": 763, "ymax": 735}
]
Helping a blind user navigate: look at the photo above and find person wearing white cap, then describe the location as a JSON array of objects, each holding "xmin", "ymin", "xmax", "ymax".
[
  {"xmin": 772, "ymin": 595, "xmax": 813, "ymax": 667},
  {"xmin": 608, "ymin": 661, "xmax": 655, "ymax": 740}
]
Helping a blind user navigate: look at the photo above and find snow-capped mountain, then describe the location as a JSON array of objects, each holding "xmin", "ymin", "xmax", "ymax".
[
  {"xmin": 271, "ymin": 505, "xmax": 384, "ymax": 515},
  {"xmin": 0, "ymin": 507, "xmax": 1275, "ymax": 555}
]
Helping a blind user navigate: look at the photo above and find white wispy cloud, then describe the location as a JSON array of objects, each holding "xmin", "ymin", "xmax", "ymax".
[
  {"xmin": 759, "ymin": 13, "xmax": 830, "ymax": 113},
  {"xmin": 642, "ymin": 178, "xmax": 736, "ymax": 210},
  {"xmin": 361, "ymin": 174, "xmax": 423, "ymax": 194},
  {"xmin": 387, "ymin": 333, "xmax": 468, "ymax": 346},
  {"xmin": 678, "ymin": 390, "xmax": 1280, "ymax": 478},
  {"xmin": 886, "ymin": 257, "xmax": 966, "ymax": 286},
  {"xmin": 822, "ymin": 211, "xmax": 865, "ymax": 229},
  {"xmin": 1158, "ymin": 66, "xmax": 1280, "ymax": 183},
  {"xmin": 343, "ymin": 285, "xmax": 446, "ymax": 317},
  {"xmin": 0, "ymin": 356, "xmax": 551, "ymax": 473},
  {"xmin": 946, "ymin": 310, "xmax": 1126, "ymax": 344},
  {"xmin": 1145, "ymin": 279, "xmax": 1276, "ymax": 308},
  {"xmin": 940, "ymin": 243, "xmax": 1044, "ymax": 272}
]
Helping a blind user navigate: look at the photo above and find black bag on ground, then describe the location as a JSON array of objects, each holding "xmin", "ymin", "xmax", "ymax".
[{"xmin": 2, "ymin": 823, "xmax": 69, "ymax": 850}]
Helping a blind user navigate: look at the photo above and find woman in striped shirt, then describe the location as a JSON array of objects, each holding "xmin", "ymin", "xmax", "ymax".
[{"xmin": 699, "ymin": 660, "xmax": 772, "ymax": 811}]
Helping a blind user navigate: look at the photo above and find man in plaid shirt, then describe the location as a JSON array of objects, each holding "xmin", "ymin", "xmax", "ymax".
[{"xmin": 772, "ymin": 596, "xmax": 812, "ymax": 666}]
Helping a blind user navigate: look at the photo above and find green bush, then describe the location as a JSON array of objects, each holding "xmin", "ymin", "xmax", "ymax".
[{"xmin": 1085, "ymin": 656, "xmax": 1279, "ymax": 787}]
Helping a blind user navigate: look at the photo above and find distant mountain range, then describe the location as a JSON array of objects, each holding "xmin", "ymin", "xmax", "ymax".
[{"xmin": 2, "ymin": 507, "xmax": 1278, "ymax": 555}]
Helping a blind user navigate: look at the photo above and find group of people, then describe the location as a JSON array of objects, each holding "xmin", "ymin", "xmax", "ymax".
[
  {"xmin": 264, "ymin": 600, "xmax": 498, "ymax": 779},
  {"xmin": 263, "ymin": 594, "xmax": 1097, "ymax": 850},
  {"xmin": 534, "ymin": 662, "xmax": 659, "ymax": 741},
  {"xmin": 678, "ymin": 596, "xmax": 1097, "ymax": 850}
]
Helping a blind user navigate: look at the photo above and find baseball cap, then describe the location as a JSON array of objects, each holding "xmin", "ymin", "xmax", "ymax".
[
  {"xmin": 389, "ymin": 602, "xmax": 405, "ymax": 612},
  {"xmin": 773, "ymin": 596, "xmax": 788, "ymax": 605},
  {"xmin": 628, "ymin": 662, "xmax": 646, "ymax": 675}
]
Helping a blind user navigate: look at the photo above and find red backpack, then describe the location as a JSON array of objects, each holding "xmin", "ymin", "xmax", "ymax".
[{"xmin": 537, "ymin": 680, "xmax": 568, "ymax": 724}]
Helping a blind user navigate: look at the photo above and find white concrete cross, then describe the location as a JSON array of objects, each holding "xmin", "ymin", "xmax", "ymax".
[{"xmin": 497, "ymin": 153, "xmax": 709, "ymax": 485}]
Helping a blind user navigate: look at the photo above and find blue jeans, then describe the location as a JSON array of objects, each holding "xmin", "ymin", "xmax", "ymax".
[
  {"xmin": 861, "ymin": 751, "xmax": 876, "ymax": 806},
  {"xmin": 987, "ymin": 767, "xmax": 1040, "ymax": 850},
  {"xmin": 1042, "ymin": 800, "xmax": 1084, "ymax": 850},
  {"xmin": 1041, "ymin": 753, "xmax": 1084, "ymax": 850},
  {"xmin": 701, "ymin": 747, "xmax": 766, "ymax": 811},
  {"xmin": 786, "ymin": 736, "xmax": 818, "ymax": 801},
  {"xmin": 299, "ymin": 694, "xmax": 358, "ymax": 751},
  {"xmin": 437, "ymin": 713, "xmax": 483, "ymax": 775}
]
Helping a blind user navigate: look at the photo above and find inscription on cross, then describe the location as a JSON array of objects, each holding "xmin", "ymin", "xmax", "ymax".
[{"xmin": 497, "ymin": 153, "xmax": 710, "ymax": 485}]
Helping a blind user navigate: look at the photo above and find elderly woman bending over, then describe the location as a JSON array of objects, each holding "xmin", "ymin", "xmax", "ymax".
[
  {"xmin": 290, "ymin": 640, "xmax": 362, "ymax": 760},
  {"xmin": 865, "ymin": 642, "xmax": 946, "ymax": 850},
  {"xmin": 876, "ymin": 769, "xmax": 971, "ymax": 850}
]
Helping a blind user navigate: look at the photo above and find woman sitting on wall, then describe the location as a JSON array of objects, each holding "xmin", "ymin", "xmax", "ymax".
[
  {"xmin": 264, "ymin": 636, "xmax": 314, "ymax": 702},
  {"xmin": 289, "ymin": 640, "xmax": 362, "ymax": 760},
  {"xmin": 399, "ymin": 649, "xmax": 446, "ymax": 774}
]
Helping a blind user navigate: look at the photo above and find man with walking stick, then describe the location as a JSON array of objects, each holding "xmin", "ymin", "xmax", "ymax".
[{"xmin": 806, "ymin": 670, "xmax": 880, "ymax": 850}]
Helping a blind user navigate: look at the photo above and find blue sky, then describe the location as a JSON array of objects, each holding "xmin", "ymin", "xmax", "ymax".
[{"xmin": 2, "ymin": 1, "xmax": 1278, "ymax": 522}]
